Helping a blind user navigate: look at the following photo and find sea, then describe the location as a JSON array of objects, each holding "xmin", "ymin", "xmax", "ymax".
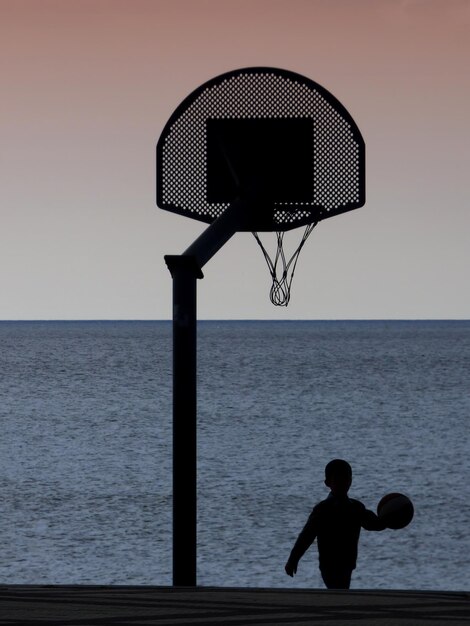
[{"xmin": 0, "ymin": 320, "xmax": 468, "ymax": 591}]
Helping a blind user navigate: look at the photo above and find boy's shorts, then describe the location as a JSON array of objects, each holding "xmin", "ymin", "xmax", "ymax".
[{"xmin": 320, "ymin": 567, "xmax": 352, "ymax": 589}]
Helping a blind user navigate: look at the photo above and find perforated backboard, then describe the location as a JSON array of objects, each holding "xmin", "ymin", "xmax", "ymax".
[{"xmin": 157, "ymin": 67, "xmax": 365, "ymax": 232}]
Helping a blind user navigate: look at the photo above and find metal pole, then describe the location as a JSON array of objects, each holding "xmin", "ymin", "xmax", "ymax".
[
  {"xmin": 165, "ymin": 255, "xmax": 203, "ymax": 586},
  {"xmin": 183, "ymin": 196, "xmax": 247, "ymax": 268},
  {"xmin": 164, "ymin": 197, "xmax": 250, "ymax": 587}
]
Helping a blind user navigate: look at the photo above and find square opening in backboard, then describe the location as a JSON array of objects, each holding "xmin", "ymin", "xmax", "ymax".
[{"xmin": 206, "ymin": 118, "xmax": 313, "ymax": 204}]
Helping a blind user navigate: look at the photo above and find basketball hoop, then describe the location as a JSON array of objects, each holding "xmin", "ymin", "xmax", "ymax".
[
  {"xmin": 252, "ymin": 223, "xmax": 317, "ymax": 306},
  {"xmin": 158, "ymin": 67, "xmax": 365, "ymax": 306}
]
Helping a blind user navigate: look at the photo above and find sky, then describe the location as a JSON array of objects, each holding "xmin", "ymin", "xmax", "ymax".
[{"xmin": 1, "ymin": 0, "xmax": 469, "ymax": 320}]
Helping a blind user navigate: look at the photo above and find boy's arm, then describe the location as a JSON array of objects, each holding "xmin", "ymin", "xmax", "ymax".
[
  {"xmin": 361, "ymin": 506, "xmax": 387, "ymax": 531},
  {"xmin": 285, "ymin": 508, "xmax": 319, "ymax": 577}
]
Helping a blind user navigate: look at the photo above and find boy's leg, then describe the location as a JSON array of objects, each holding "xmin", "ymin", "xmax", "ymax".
[{"xmin": 320, "ymin": 568, "xmax": 352, "ymax": 589}]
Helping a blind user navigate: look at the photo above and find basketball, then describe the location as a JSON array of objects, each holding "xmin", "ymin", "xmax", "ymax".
[{"xmin": 377, "ymin": 493, "xmax": 414, "ymax": 529}]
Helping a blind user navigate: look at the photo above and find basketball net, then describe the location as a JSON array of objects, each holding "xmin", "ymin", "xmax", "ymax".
[{"xmin": 252, "ymin": 222, "xmax": 317, "ymax": 306}]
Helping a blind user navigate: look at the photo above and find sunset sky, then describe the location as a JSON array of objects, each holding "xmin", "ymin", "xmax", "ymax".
[{"xmin": 1, "ymin": 0, "xmax": 469, "ymax": 319}]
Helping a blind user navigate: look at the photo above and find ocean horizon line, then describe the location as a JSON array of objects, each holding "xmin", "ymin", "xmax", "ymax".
[
  {"xmin": 0, "ymin": 318, "xmax": 469, "ymax": 324},
  {"xmin": 0, "ymin": 317, "xmax": 470, "ymax": 323}
]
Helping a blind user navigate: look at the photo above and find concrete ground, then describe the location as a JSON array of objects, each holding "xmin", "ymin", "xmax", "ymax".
[{"xmin": 0, "ymin": 585, "xmax": 468, "ymax": 626}]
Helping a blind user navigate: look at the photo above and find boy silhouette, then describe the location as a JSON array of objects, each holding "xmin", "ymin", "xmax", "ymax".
[{"xmin": 285, "ymin": 459, "xmax": 386, "ymax": 589}]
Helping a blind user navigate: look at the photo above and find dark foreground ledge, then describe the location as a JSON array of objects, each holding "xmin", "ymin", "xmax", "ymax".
[{"xmin": 0, "ymin": 585, "xmax": 468, "ymax": 625}]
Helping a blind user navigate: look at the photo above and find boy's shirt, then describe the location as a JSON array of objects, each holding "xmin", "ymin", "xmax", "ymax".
[{"xmin": 289, "ymin": 492, "xmax": 385, "ymax": 571}]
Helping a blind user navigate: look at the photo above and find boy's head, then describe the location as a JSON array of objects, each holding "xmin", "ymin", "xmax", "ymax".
[{"xmin": 324, "ymin": 459, "xmax": 352, "ymax": 496}]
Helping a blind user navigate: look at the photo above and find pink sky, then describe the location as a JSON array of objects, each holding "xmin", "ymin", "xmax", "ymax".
[{"xmin": 1, "ymin": 0, "xmax": 469, "ymax": 318}]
